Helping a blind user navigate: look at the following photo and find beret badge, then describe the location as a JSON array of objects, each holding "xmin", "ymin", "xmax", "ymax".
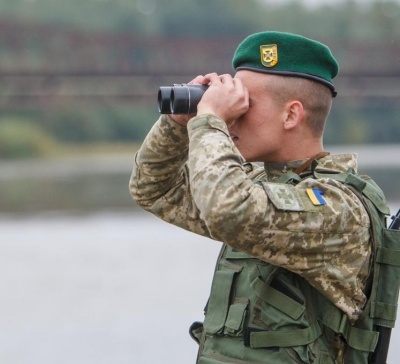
[{"xmin": 260, "ymin": 44, "xmax": 278, "ymax": 68}]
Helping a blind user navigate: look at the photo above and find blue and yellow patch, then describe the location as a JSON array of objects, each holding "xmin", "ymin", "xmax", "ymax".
[{"xmin": 306, "ymin": 188, "xmax": 326, "ymax": 206}]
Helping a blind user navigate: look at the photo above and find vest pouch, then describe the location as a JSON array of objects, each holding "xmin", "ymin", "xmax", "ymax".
[
  {"xmin": 370, "ymin": 228, "xmax": 400, "ymax": 328},
  {"xmin": 223, "ymin": 298, "xmax": 249, "ymax": 336},
  {"xmin": 203, "ymin": 262, "xmax": 243, "ymax": 335},
  {"xmin": 249, "ymin": 275, "xmax": 324, "ymax": 364},
  {"xmin": 251, "ymin": 276, "xmax": 307, "ymax": 325}
]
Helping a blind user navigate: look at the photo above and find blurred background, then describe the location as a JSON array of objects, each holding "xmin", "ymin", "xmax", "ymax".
[{"xmin": 0, "ymin": 0, "xmax": 399, "ymax": 363}]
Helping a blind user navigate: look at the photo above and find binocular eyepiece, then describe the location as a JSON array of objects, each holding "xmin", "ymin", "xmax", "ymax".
[{"xmin": 158, "ymin": 84, "xmax": 209, "ymax": 114}]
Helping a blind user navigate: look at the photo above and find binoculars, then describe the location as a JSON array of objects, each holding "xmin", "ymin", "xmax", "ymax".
[{"xmin": 157, "ymin": 84, "xmax": 209, "ymax": 114}]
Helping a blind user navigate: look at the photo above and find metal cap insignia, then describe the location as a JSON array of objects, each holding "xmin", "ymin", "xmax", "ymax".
[{"xmin": 260, "ymin": 44, "xmax": 278, "ymax": 68}]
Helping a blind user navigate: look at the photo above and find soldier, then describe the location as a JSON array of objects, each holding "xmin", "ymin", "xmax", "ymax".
[{"xmin": 130, "ymin": 31, "xmax": 392, "ymax": 363}]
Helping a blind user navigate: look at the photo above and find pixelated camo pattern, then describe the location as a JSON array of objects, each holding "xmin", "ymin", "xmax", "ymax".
[{"xmin": 130, "ymin": 114, "xmax": 371, "ymax": 322}]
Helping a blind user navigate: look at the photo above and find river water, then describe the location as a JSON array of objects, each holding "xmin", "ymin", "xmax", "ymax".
[
  {"xmin": 0, "ymin": 210, "xmax": 399, "ymax": 364},
  {"xmin": 0, "ymin": 211, "xmax": 220, "ymax": 364}
]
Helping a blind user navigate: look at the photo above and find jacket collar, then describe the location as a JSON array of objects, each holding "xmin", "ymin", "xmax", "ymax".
[{"xmin": 264, "ymin": 153, "xmax": 358, "ymax": 181}]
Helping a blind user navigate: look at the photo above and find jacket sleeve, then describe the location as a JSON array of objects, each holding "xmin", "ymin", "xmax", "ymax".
[{"xmin": 129, "ymin": 115, "xmax": 212, "ymax": 237}]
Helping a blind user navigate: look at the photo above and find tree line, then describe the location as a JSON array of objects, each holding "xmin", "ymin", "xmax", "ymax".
[{"xmin": 1, "ymin": 0, "xmax": 400, "ymax": 40}]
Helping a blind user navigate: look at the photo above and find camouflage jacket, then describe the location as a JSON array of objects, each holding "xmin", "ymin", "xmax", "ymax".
[{"xmin": 130, "ymin": 114, "xmax": 371, "ymax": 322}]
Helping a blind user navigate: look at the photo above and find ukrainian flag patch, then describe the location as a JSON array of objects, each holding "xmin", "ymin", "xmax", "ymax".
[{"xmin": 306, "ymin": 188, "xmax": 326, "ymax": 206}]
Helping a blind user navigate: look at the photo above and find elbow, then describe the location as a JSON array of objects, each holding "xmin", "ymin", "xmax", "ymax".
[
  {"xmin": 129, "ymin": 168, "xmax": 153, "ymax": 209},
  {"xmin": 129, "ymin": 180, "xmax": 147, "ymax": 208}
]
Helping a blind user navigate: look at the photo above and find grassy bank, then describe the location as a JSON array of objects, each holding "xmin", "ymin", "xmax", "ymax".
[{"xmin": 0, "ymin": 146, "xmax": 141, "ymax": 215}]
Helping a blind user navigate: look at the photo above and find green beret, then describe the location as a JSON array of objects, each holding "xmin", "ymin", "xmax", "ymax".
[{"xmin": 232, "ymin": 31, "xmax": 339, "ymax": 96}]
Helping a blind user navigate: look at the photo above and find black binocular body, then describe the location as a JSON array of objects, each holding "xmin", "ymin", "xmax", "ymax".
[{"xmin": 158, "ymin": 84, "xmax": 209, "ymax": 114}]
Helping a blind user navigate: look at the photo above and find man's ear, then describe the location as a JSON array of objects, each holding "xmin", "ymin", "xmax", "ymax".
[{"xmin": 283, "ymin": 101, "xmax": 304, "ymax": 130}]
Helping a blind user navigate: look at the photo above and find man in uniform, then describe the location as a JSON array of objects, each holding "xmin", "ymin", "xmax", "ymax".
[{"xmin": 129, "ymin": 32, "xmax": 382, "ymax": 363}]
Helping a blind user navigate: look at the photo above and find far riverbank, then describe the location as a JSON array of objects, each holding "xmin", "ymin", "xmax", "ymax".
[{"xmin": 0, "ymin": 144, "xmax": 399, "ymax": 214}]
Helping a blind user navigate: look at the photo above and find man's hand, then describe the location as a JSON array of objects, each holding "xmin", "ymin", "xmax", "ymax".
[
  {"xmin": 197, "ymin": 73, "xmax": 249, "ymax": 126},
  {"xmin": 169, "ymin": 75, "xmax": 209, "ymax": 127}
]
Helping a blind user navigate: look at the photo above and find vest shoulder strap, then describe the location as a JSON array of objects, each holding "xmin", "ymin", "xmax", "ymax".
[{"xmin": 313, "ymin": 170, "xmax": 390, "ymax": 215}]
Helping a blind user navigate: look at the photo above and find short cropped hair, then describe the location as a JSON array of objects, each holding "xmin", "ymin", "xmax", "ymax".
[{"xmin": 266, "ymin": 75, "xmax": 333, "ymax": 137}]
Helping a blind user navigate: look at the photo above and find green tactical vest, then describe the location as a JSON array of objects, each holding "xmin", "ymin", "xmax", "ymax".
[{"xmin": 189, "ymin": 167, "xmax": 400, "ymax": 364}]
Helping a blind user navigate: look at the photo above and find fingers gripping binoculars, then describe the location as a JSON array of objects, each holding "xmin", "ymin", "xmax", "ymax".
[{"xmin": 157, "ymin": 84, "xmax": 209, "ymax": 114}]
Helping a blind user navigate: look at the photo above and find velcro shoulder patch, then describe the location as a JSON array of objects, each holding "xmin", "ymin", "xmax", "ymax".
[{"xmin": 262, "ymin": 183, "xmax": 305, "ymax": 211}]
